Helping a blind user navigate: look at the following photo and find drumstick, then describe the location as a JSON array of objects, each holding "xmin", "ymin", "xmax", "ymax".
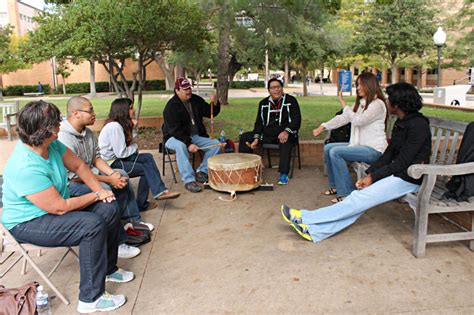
[
  {"xmin": 198, "ymin": 142, "xmax": 225, "ymax": 151},
  {"xmin": 210, "ymin": 101, "xmax": 214, "ymax": 136},
  {"xmin": 245, "ymin": 141, "xmax": 252, "ymax": 148}
]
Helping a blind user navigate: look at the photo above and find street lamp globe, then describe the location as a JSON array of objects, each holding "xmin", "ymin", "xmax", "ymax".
[{"xmin": 433, "ymin": 27, "xmax": 446, "ymax": 46}]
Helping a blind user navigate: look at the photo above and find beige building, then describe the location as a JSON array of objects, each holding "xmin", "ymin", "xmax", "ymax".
[{"xmin": 0, "ymin": 0, "xmax": 165, "ymax": 91}]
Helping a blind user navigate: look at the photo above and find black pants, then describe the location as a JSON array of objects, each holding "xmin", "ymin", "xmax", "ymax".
[{"xmin": 238, "ymin": 131, "xmax": 295, "ymax": 174}]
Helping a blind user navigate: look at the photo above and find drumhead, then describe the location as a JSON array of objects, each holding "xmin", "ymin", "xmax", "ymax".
[{"xmin": 208, "ymin": 153, "xmax": 262, "ymax": 171}]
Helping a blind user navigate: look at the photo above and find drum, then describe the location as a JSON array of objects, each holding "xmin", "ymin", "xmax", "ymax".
[{"xmin": 208, "ymin": 153, "xmax": 263, "ymax": 193}]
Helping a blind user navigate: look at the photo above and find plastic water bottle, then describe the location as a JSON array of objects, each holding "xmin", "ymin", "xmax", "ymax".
[
  {"xmin": 220, "ymin": 130, "xmax": 226, "ymax": 143},
  {"xmin": 36, "ymin": 285, "xmax": 51, "ymax": 315},
  {"xmin": 239, "ymin": 128, "xmax": 243, "ymax": 137}
]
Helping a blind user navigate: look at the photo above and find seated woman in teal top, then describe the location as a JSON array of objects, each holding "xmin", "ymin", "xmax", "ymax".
[{"xmin": 1, "ymin": 101, "xmax": 131, "ymax": 313}]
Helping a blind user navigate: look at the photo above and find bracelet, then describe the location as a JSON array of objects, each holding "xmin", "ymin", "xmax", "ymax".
[{"xmin": 94, "ymin": 191, "xmax": 100, "ymax": 200}]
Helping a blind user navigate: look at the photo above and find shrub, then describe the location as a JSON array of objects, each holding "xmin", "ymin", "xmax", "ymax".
[
  {"xmin": 3, "ymin": 84, "xmax": 51, "ymax": 96},
  {"xmin": 229, "ymin": 81, "xmax": 265, "ymax": 89}
]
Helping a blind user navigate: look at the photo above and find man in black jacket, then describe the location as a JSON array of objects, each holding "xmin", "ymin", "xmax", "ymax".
[
  {"xmin": 163, "ymin": 78, "xmax": 221, "ymax": 193},
  {"xmin": 239, "ymin": 78, "xmax": 301, "ymax": 185},
  {"xmin": 281, "ymin": 82, "xmax": 432, "ymax": 243}
]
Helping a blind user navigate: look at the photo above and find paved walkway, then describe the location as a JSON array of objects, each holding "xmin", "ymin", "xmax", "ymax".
[{"xmin": 1, "ymin": 150, "xmax": 473, "ymax": 314}]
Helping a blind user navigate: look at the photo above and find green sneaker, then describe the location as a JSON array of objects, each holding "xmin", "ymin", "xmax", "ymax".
[
  {"xmin": 290, "ymin": 223, "xmax": 312, "ymax": 242},
  {"xmin": 281, "ymin": 205, "xmax": 302, "ymax": 224},
  {"xmin": 77, "ymin": 292, "xmax": 126, "ymax": 313},
  {"xmin": 106, "ymin": 268, "xmax": 134, "ymax": 283}
]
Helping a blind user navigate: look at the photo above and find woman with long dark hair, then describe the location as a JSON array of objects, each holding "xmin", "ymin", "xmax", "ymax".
[
  {"xmin": 313, "ymin": 72, "xmax": 388, "ymax": 202},
  {"xmin": 282, "ymin": 82, "xmax": 431, "ymax": 243},
  {"xmin": 99, "ymin": 98, "xmax": 179, "ymax": 211}
]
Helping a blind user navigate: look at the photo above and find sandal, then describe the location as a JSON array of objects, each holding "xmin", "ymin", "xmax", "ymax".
[
  {"xmin": 331, "ymin": 196, "xmax": 346, "ymax": 203},
  {"xmin": 324, "ymin": 188, "xmax": 337, "ymax": 195}
]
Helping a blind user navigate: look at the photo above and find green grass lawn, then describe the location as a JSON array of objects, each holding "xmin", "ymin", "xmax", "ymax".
[{"xmin": 16, "ymin": 95, "xmax": 474, "ymax": 140}]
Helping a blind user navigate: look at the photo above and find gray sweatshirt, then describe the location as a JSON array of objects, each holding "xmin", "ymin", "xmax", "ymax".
[
  {"xmin": 58, "ymin": 119, "xmax": 100, "ymax": 180},
  {"xmin": 98, "ymin": 122, "xmax": 138, "ymax": 163}
]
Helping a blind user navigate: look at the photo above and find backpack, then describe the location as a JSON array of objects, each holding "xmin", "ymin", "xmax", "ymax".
[
  {"xmin": 125, "ymin": 222, "xmax": 151, "ymax": 246},
  {"xmin": 324, "ymin": 110, "xmax": 351, "ymax": 144}
]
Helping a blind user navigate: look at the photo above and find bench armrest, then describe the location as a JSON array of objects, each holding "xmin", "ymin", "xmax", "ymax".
[{"xmin": 408, "ymin": 162, "xmax": 474, "ymax": 179}]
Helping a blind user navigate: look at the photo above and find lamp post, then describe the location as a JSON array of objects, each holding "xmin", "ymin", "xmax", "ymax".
[{"xmin": 433, "ymin": 26, "xmax": 447, "ymax": 87}]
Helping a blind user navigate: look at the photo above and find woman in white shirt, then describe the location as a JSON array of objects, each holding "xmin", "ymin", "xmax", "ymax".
[
  {"xmin": 313, "ymin": 72, "xmax": 387, "ymax": 202},
  {"xmin": 99, "ymin": 98, "xmax": 180, "ymax": 211}
]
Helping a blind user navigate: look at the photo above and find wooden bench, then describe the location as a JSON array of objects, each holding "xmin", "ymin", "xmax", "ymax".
[
  {"xmin": 23, "ymin": 92, "xmax": 44, "ymax": 97},
  {"xmin": 325, "ymin": 116, "xmax": 473, "ymax": 257},
  {"xmin": 0, "ymin": 101, "xmax": 19, "ymax": 141},
  {"xmin": 405, "ymin": 117, "xmax": 473, "ymax": 257}
]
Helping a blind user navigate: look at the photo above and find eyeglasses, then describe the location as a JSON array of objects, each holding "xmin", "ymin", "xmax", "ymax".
[{"xmin": 76, "ymin": 108, "xmax": 95, "ymax": 114}]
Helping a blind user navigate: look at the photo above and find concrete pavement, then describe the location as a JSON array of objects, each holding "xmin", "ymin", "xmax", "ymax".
[{"xmin": 1, "ymin": 150, "xmax": 473, "ymax": 314}]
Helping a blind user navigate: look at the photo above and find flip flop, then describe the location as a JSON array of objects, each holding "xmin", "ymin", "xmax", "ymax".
[{"xmin": 324, "ymin": 188, "xmax": 337, "ymax": 195}]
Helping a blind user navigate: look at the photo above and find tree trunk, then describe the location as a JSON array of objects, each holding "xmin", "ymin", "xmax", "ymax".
[
  {"xmin": 60, "ymin": 75, "xmax": 66, "ymax": 95},
  {"xmin": 391, "ymin": 63, "xmax": 398, "ymax": 84},
  {"xmin": 155, "ymin": 53, "xmax": 175, "ymax": 91},
  {"xmin": 302, "ymin": 66, "xmax": 308, "ymax": 97},
  {"xmin": 135, "ymin": 55, "xmax": 146, "ymax": 121},
  {"xmin": 319, "ymin": 64, "xmax": 324, "ymax": 96},
  {"xmin": 89, "ymin": 59, "xmax": 96, "ymax": 98},
  {"xmin": 217, "ymin": 7, "xmax": 230, "ymax": 105},
  {"xmin": 284, "ymin": 59, "xmax": 289, "ymax": 87}
]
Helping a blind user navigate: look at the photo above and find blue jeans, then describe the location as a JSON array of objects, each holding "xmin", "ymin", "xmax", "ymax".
[
  {"xmin": 300, "ymin": 175, "xmax": 419, "ymax": 242},
  {"xmin": 111, "ymin": 153, "xmax": 167, "ymax": 211},
  {"xmin": 165, "ymin": 135, "xmax": 221, "ymax": 184},
  {"xmin": 324, "ymin": 143, "xmax": 382, "ymax": 196},
  {"xmin": 10, "ymin": 201, "xmax": 120, "ymax": 303},
  {"xmin": 69, "ymin": 173, "xmax": 141, "ymax": 244}
]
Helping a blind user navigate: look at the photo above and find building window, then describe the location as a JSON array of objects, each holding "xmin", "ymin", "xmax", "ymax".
[{"xmin": 427, "ymin": 69, "xmax": 438, "ymax": 75}]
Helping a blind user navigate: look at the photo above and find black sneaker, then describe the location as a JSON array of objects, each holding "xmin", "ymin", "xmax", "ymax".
[
  {"xmin": 185, "ymin": 181, "xmax": 202, "ymax": 193},
  {"xmin": 195, "ymin": 172, "xmax": 208, "ymax": 184}
]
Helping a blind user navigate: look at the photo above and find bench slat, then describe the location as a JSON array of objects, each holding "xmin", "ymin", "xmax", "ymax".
[
  {"xmin": 427, "ymin": 232, "xmax": 474, "ymax": 243},
  {"xmin": 446, "ymin": 131, "xmax": 460, "ymax": 165}
]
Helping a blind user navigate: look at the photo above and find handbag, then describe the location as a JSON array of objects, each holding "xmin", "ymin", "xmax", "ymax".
[{"xmin": 0, "ymin": 282, "xmax": 38, "ymax": 315}]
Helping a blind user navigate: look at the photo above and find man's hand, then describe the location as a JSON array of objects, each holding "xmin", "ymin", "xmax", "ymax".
[
  {"xmin": 109, "ymin": 172, "xmax": 128, "ymax": 189},
  {"xmin": 250, "ymin": 139, "xmax": 259, "ymax": 149},
  {"xmin": 338, "ymin": 91, "xmax": 347, "ymax": 108},
  {"xmin": 313, "ymin": 125, "xmax": 325, "ymax": 137},
  {"xmin": 209, "ymin": 94, "xmax": 217, "ymax": 104},
  {"xmin": 355, "ymin": 174, "xmax": 373, "ymax": 189},
  {"xmin": 278, "ymin": 131, "xmax": 289, "ymax": 144},
  {"xmin": 97, "ymin": 189, "xmax": 116, "ymax": 203},
  {"xmin": 188, "ymin": 144, "xmax": 199, "ymax": 153}
]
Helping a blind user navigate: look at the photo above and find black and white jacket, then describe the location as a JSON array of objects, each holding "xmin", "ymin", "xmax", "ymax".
[{"xmin": 252, "ymin": 93, "xmax": 301, "ymax": 140}]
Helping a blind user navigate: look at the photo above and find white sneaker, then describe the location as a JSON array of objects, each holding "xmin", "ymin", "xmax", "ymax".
[
  {"xmin": 106, "ymin": 268, "xmax": 135, "ymax": 283},
  {"xmin": 77, "ymin": 292, "xmax": 126, "ymax": 313},
  {"xmin": 118, "ymin": 244, "xmax": 140, "ymax": 259},
  {"xmin": 140, "ymin": 221, "xmax": 155, "ymax": 232}
]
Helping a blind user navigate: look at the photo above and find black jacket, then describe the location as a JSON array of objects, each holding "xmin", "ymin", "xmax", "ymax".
[
  {"xmin": 445, "ymin": 122, "xmax": 474, "ymax": 201},
  {"xmin": 252, "ymin": 93, "xmax": 301, "ymax": 140},
  {"xmin": 367, "ymin": 112, "xmax": 431, "ymax": 185},
  {"xmin": 162, "ymin": 94, "xmax": 220, "ymax": 146}
]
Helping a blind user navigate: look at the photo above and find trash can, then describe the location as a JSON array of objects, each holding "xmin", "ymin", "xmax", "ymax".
[{"xmin": 433, "ymin": 85, "xmax": 471, "ymax": 106}]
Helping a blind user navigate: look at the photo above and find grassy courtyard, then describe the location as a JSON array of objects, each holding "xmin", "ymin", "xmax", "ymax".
[{"xmin": 16, "ymin": 95, "xmax": 474, "ymax": 140}]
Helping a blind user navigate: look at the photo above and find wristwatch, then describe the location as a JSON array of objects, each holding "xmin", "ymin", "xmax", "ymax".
[{"xmin": 94, "ymin": 191, "xmax": 100, "ymax": 200}]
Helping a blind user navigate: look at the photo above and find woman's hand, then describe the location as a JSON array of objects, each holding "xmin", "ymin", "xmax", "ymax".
[
  {"xmin": 355, "ymin": 175, "xmax": 373, "ymax": 189},
  {"xmin": 338, "ymin": 91, "xmax": 347, "ymax": 108},
  {"xmin": 313, "ymin": 125, "xmax": 325, "ymax": 137}
]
